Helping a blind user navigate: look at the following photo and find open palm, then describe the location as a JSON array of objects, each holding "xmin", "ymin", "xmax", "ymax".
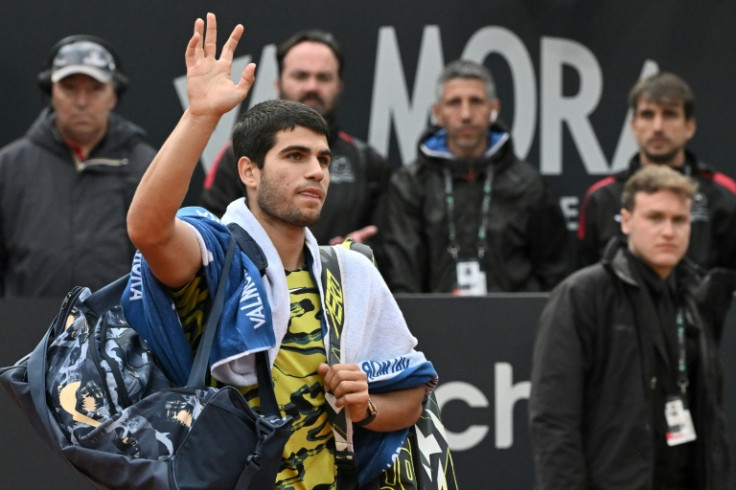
[{"xmin": 185, "ymin": 13, "xmax": 256, "ymax": 119}]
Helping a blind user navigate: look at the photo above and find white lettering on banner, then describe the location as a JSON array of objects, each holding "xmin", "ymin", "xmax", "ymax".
[
  {"xmin": 435, "ymin": 381, "xmax": 490, "ymax": 451},
  {"xmin": 367, "ymin": 26, "xmax": 661, "ymax": 174},
  {"xmin": 175, "ymin": 25, "xmax": 661, "ymax": 176},
  {"xmin": 434, "ymin": 362, "xmax": 530, "ymax": 451},
  {"xmin": 240, "ymin": 274, "xmax": 266, "ymax": 329},
  {"xmin": 494, "ymin": 362, "xmax": 531, "ymax": 449},
  {"xmin": 560, "ymin": 196, "xmax": 580, "ymax": 232},
  {"xmin": 368, "ymin": 26, "xmax": 444, "ymax": 166},
  {"xmin": 541, "ymin": 37, "xmax": 606, "ymax": 175},
  {"xmin": 129, "ymin": 254, "xmax": 143, "ymax": 301}
]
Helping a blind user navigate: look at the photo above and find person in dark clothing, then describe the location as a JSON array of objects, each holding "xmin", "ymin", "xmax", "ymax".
[
  {"xmin": 578, "ymin": 72, "xmax": 736, "ymax": 270},
  {"xmin": 0, "ymin": 35, "xmax": 155, "ymax": 297},
  {"xmin": 200, "ymin": 29, "xmax": 391, "ymax": 249},
  {"xmin": 530, "ymin": 164, "xmax": 731, "ymax": 490},
  {"xmin": 382, "ymin": 59, "xmax": 569, "ymax": 294}
]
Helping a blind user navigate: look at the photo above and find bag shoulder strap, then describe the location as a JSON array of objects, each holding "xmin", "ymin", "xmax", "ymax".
[
  {"xmin": 319, "ymin": 242, "xmax": 371, "ymax": 488},
  {"xmin": 187, "ymin": 235, "xmax": 237, "ymax": 388},
  {"xmin": 222, "ymin": 223, "xmax": 280, "ymax": 416},
  {"xmin": 320, "ymin": 240, "xmax": 374, "ymax": 366}
]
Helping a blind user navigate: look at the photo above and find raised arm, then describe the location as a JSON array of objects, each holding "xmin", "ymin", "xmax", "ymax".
[{"xmin": 127, "ymin": 13, "xmax": 256, "ymax": 288}]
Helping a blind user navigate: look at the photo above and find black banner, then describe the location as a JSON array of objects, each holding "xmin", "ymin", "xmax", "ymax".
[
  {"xmin": 2, "ymin": 295, "xmax": 735, "ymax": 489},
  {"xmin": 3, "ymin": 1, "xmax": 736, "ymax": 230}
]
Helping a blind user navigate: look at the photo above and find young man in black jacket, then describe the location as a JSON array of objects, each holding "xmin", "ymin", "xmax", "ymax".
[{"xmin": 531, "ymin": 164, "xmax": 730, "ymax": 489}]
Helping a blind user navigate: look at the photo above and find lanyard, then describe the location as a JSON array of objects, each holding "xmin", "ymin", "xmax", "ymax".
[
  {"xmin": 675, "ymin": 308, "xmax": 689, "ymax": 395},
  {"xmin": 442, "ymin": 166, "xmax": 493, "ymax": 261}
]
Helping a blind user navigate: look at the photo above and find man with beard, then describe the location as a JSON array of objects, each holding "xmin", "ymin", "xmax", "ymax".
[
  {"xmin": 382, "ymin": 59, "xmax": 569, "ymax": 293},
  {"xmin": 577, "ymin": 72, "xmax": 736, "ymax": 270},
  {"xmin": 201, "ymin": 29, "xmax": 391, "ymax": 249},
  {"xmin": 124, "ymin": 14, "xmax": 437, "ymax": 488}
]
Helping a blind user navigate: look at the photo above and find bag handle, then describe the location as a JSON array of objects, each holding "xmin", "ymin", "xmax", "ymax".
[
  {"xmin": 82, "ymin": 274, "xmax": 130, "ymax": 316},
  {"xmin": 187, "ymin": 235, "xmax": 237, "ymax": 388}
]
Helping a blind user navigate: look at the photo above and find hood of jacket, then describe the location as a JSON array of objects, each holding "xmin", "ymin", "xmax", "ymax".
[{"xmin": 416, "ymin": 122, "xmax": 513, "ymax": 177}]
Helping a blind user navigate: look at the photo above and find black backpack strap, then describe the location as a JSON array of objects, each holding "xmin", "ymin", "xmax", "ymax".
[
  {"xmin": 187, "ymin": 235, "xmax": 237, "ymax": 388},
  {"xmin": 224, "ymin": 222, "xmax": 281, "ymax": 416},
  {"xmin": 227, "ymin": 222, "xmax": 268, "ymax": 275},
  {"xmin": 320, "ymin": 244, "xmax": 360, "ymax": 489}
]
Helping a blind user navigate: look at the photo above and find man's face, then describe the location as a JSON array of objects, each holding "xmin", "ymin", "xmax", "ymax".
[
  {"xmin": 277, "ymin": 41, "xmax": 343, "ymax": 118},
  {"xmin": 51, "ymin": 74, "xmax": 116, "ymax": 147},
  {"xmin": 246, "ymin": 127, "xmax": 331, "ymax": 229},
  {"xmin": 620, "ymin": 189, "xmax": 691, "ymax": 278},
  {"xmin": 631, "ymin": 97, "xmax": 695, "ymax": 166},
  {"xmin": 433, "ymin": 78, "xmax": 497, "ymax": 159}
]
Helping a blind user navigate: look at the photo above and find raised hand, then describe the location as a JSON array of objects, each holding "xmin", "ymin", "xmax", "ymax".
[{"xmin": 185, "ymin": 13, "xmax": 256, "ymax": 119}]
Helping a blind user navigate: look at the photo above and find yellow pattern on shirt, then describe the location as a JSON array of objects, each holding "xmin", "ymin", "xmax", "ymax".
[
  {"xmin": 171, "ymin": 266, "xmax": 335, "ymax": 489},
  {"xmin": 265, "ymin": 266, "xmax": 335, "ymax": 489}
]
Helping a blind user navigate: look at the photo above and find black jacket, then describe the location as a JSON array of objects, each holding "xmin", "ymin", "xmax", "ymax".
[
  {"xmin": 200, "ymin": 123, "xmax": 391, "ymax": 247},
  {"xmin": 529, "ymin": 238, "xmax": 730, "ymax": 489},
  {"xmin": 382, "ymin": 124, "xmax": 569, "ymax": 293},
  {"xmin": 0, "ymin": 107, "xmax": 155, "ymax": 297},
  {"xmin": 577, "ymin": 152, "xmax": 736, "ymax": 270}
]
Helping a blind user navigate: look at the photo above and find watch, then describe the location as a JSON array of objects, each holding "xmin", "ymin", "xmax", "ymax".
[{"xmin": 355, "ymin": 397, "xmax": 377, "ymax": 427}]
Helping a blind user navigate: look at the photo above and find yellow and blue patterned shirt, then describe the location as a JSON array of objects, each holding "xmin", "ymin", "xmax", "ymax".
[{"xmin": 172, "ymin": 265, "xmax": 336, "ymax": 489}]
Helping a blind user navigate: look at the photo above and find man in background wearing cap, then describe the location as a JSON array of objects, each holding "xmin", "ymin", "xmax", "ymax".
[{"xmin": 0, "ymin": 35, "xmax": 156, "ymax": 297}]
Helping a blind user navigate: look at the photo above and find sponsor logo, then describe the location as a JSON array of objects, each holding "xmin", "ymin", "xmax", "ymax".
[
  {"xmin": 328, "ymin": 156, "xmax": 356, "ymax": 184},
  {"xmin": 128, "ymin": 253, "xmax": 144, "ymax": 301},
  {"xmin": 362, "ymin": 356, "xmax": 411, "ymax": 380},
  {"xmin": 239, "ymin": 272, "xmax": 266, "ymax": 329},
  {"xmin": 690, "ymin": 193, "xmax": 709, "ymax": 223},
  {"xmin": 324, "ymin": 269, "xmax": 344, "ymax": 337}
]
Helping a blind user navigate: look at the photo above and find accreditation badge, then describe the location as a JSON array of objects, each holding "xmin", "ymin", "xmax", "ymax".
[
  {"xmin": 664, "ymin": 396, "xmax": 697, "ymax": 446},
  {"xmin": 455, "ymin": 259, "xmax": 487, "ymax": 296}
]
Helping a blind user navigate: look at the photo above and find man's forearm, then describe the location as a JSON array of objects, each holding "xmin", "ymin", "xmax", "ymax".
[
  {"xmin": 128, "ymin": 109, "xmax": 219, "ymax": 244},
  {"xmin": 360, "ymin": 385, "xmax": 426, "ymax": 432}
]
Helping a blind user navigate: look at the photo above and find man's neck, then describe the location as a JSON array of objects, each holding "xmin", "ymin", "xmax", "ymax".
[
  {"xmin": 59, "ymin": 131, "xmax": 106, "ymax": 161},
  {"xmin": 449, "ymin": 144, "xmax": 488, "ymax": 160},
  {"xmin": 257, "ymin": 217, "xmax": 307, "ymax": 270},
  {"xmin": 639, "ymin": 149, "xmax": 687, "ymax": 168}
]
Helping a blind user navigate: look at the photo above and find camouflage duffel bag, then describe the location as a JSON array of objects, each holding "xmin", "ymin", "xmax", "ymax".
[{"xmin": 0, "ymin": 270, "xmax": 292, "ymax": 490}]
